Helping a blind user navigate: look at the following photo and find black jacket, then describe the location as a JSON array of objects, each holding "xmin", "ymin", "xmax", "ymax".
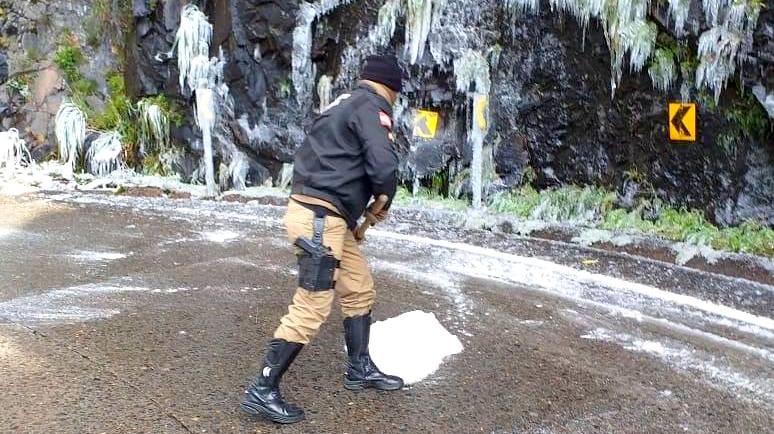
[{"xmin": 292, "ymin": 84, "xmax": 399, "ymax": 229}]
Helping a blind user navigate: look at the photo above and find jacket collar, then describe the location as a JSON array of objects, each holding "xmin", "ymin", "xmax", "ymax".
[{"xmin": 357, "ymin": 83, "xmax": 393, "ymax": 114}]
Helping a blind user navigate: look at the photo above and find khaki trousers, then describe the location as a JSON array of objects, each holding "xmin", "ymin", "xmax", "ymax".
[{"xmin": 274, "ymin": 200, "xmax": 375, "ymax": 344}]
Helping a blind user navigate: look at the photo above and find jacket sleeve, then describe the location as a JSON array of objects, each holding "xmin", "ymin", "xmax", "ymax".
[{"xmin": 352, "ymin": 104, "xmax": 399, "ymax": 207}]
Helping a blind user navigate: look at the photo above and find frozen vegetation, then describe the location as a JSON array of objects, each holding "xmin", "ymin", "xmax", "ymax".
[
  {"xmin": 507, "ymin": 0, "xmax": 763, "ymax": 98},
  {"xmin": 0, "ymin": 129, "xmax": 31, "ymax": 177},
  {"xmin": 54, "ymin": 102, "xmax": 87, "ymax": 179},
  {"xmin": 86, "ymin": 132, "xmax": 124, "ymax": 177}
]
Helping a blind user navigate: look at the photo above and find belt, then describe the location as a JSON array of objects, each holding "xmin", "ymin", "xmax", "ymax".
[{"xmin": 292, "ymin": 198, "xmax": 344, "ymax": 220}]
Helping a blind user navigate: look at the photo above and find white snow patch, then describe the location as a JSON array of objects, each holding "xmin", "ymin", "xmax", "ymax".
[
  {"xmin": 199, "ymin": 229, "xmax": 239, "ymax": 243},
  {"xmin": 369, "ymin": 310, "xmax": 463, "ymax": 385},
  {"xmin": 69, "ymin": 251, "xmax": 127, "ymax": 262}
]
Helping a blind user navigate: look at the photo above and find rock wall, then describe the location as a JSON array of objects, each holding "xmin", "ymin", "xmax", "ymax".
[
  {"xmin": 0, "ymin": 0, "xmax": 771, "ymax": 226},
  {"xmin": 0, "ymin": 0, "xmax": 121, "ymax": 160}
]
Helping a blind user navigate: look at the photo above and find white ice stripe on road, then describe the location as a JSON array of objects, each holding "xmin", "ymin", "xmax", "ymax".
[
  {"xmin": 68, "ymin": 251, "xmax": 127, "ymax": 261},
  {"xmin": 369, "ymin": 230, "xmax": 774, "ymax": 331},
  {"xmin": 0, "ymin": 283, "xmax": 171, "ymax": 325},
  {"xmin": 561, "ymin": 301, "xmax": 774, "ymax": 363},
  {"xmin": 582, "ymin": 327, "xmax": 774, "ymax": 403},
  {"xmin": 199, "ymin": 230, "xmax": 240, "ymax": 243},
  {"xmin": 372, "ymin": 258, "xmax": 474, "ymax": 318}
]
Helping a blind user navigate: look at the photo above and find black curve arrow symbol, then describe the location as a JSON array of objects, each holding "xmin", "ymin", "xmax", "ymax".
[
  {"xmin": 671, "ymin": 105, "xmax": 691, "ymax": 137},
  {"xmin": 415, "ymin": 115, "xmax": 431, "ymax": 136}
]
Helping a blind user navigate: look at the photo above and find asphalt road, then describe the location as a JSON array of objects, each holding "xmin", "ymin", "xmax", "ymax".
[{"xmin": 1, "ymin": 193, "xmax": 772, "ymax": 434}]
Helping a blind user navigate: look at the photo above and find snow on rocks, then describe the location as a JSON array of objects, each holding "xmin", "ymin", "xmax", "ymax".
[{"xmin": 369, "ymin": 310, "xmax": 463, "ymax": 385}]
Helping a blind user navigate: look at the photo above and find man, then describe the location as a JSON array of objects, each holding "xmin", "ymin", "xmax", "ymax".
[{"xmin": 241, "ymin": 55, "xmax": 405, "ymax": 424}]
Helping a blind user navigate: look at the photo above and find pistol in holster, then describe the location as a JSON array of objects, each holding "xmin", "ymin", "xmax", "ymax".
[{"xmin": 294, "ymin": 216, "xmax": 338, "ymax": 291}]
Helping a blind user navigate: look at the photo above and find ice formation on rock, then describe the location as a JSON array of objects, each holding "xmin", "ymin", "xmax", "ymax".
[
  {"xmin": 454, "ymin": 50, "xmax": 491, "ymax": 209},
  {"xmin": 138, "ymin": 99, "xmax": 170, "ymax": 155},
  {"xmin": 292, "ymin": 0, "xmax": 354, "ymax": 107},
  {"xmin": 649, "ymin": 48, "xmax": 677, "ymax": 92},
  {"xmin": 317, "ymin": 74, "xmax": 333, "ymax": 112},
  {"xmin": 405, "ymin": 0, "xmax": 445, "ymax": 64},
  {"xmin": 371, "ymin": 0, "xmax": 404, "ymax": 47},
  {"xmin": 172, "ymin": 4, "xmax": 213, "ymax": 96},
  {"xmin": 55, "ymin": 102, "xmax": 87, "ymax": 178},
  {"xmin": 87, "ymin": 131, "xmax": 124, "ymax": 177},
  {"xmin": 0, "ymin": 128, "xmax": 31, "ymax": 176}
]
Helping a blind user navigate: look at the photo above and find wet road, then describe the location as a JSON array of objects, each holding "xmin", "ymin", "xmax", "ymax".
[{"xmin": 1, "ymin": 193, "xmax": 772, "ymax": 434}]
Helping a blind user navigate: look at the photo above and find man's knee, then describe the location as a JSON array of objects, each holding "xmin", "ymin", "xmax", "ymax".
[
  {"xmin": 274, "ymin": 289, "xmax": 334, "ymax": 344},
  {"xmin": 340, "ymin": 274, "xmax": 375, "ymax": 318}
]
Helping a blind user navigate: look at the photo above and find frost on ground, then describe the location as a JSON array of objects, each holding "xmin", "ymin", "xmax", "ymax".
[
  {"xmin": 68, "ymin": 251, "xmax": 127, "ymax": 262},
  {"xmin": 572, "ymin": 229, "xmax": 633, "ymax": 247},
  {"xmin": 581, "ymin": 327, "xmax": 774, "ymax": 403},
  {"xmin": 199, "ymin": 229, "xmax": 239, "ymax": 243},
  {"xmin": 369, "ymin": 310, "xmax": 463, "ymax": 385},
  {"xmin": 0, "ymin": 283, "xmax": 151, "ymax": 325}
]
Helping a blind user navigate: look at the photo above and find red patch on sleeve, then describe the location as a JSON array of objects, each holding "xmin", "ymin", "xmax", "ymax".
[{"xmin": 379, "ymin": 111, "xmax": 392, "ymax": 130}]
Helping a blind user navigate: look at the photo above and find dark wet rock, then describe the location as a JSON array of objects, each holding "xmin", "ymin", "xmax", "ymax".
[{"xmin": 0, "ymin": 53, "xmax": 8, "ymax": 85}]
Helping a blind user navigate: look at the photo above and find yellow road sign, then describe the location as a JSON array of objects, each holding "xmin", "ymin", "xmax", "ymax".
[
  {"xmin": 413, "ymin": 110, "xmax": 439, "ymax": 139},
  {"xmin": 668, "ymin": 102, "xmax": 697, "ymax": 142},
  {"xmin": 474, "ymin": 94, "xmax": 488, "ymax": 131}
]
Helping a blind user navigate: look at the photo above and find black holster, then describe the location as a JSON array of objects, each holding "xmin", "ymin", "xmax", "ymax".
[{"xmin": 294, "ymin": 216, "xmax": 338, "ymax": 291}]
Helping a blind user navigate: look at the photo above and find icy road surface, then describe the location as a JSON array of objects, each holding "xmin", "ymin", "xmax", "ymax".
[{"xmin": 0, "ymin": 192, "xmax": 772, "ymax": 434}]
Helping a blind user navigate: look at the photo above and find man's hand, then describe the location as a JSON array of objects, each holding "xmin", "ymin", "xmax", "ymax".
[
  {"xmin": 354, "ymin": 195, "xmax": 389, "ymax": 242},
  {"xmin": 370, "ymin": 207, "xmax": 389, "ymax": 223}
]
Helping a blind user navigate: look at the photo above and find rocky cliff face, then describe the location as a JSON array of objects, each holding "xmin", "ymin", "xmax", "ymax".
[{"xmin": 0, "ymin": 0, "xmax": 772, "ymax": 226}]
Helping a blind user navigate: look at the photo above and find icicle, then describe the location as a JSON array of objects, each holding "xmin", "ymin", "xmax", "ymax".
[
  {"xmin": 504, "ymin": 0, "xmax": 539, "ymax": 14},
  {"xmin": 137, "ymin": 99, "xmax": 170, "ymax": 155},
  {"xmin": 370, "ymin": 0, "xmax": 403, "ymax": 47},
  {"xmin": 405, "ymin": 0, "xmax": 435, "ymax": 64},
  {"xmin": 0, "ymin": 128, "xmax": 32, "ymax": 177},
  {"xmin": 278, "ymin": 163, "xmax": 294, "ymax": 190},
  {"xmin": 336, "ymin": 0, "xmax": 405, "ymax": 90},
  {"xmin": 195, "ymin": 88, "xmax": 219, "ymax": 197},
  {"xmin": 292, "ymin": 0, "xmax": 354, "ymax": 108},
  {"xmin": 702, "ymin": 0, "xmax": 731, "ymax": 27},
  {"xmin": 227, "ymin": 151, "xmax": 249, "ymax": 191},
  {"xmin": 87, "ymin": 131, "xmax": 124, "ymax": 177},
  {"xmin": 55, "ymin": 102, "xmax": 87, "ymax": 178},
  {"xmin": 172, "ymin": 5, "xmax": 213, "ymax": 96},
  {"xmin": 453, "ymin": 50, "xmax": 491, "ymax": 95},
  {"xmin": 317, "ymin": 74, "xmax": 333, "ymax": 112},
  {"xmin": 648, "ymin": 48, "xmax": 676, "ymax": 92},
  {"xmin": 453, "ymin": 50, "xmax": 491, "ymax": 209},
  {"xmin": 619, "ymin": 20, "xmax": 657, "ymax": 73},
  {"xmin": 667, "ymin": 0, "xmax": 690, "ymax": 36}
]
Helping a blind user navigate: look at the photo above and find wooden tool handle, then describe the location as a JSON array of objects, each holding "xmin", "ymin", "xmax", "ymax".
[{"xmin": 354, "ymin": 194, "xmax": 389, "ymax": 242}]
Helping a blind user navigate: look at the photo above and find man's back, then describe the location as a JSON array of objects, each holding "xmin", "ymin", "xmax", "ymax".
[{"xmin": 292, "ymin": 83, "xmax": 399, "ymax": 229}]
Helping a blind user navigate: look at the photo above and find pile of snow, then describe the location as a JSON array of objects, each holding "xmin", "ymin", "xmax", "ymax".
[{"xmin": 369, "ymin": 310, "xmax": 463, "ymax": 385}]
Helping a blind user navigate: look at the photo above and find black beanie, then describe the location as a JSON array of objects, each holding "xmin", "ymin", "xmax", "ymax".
[{"xmin": 360, "ymin": 55, "xmax": 404, "ymax": 93}]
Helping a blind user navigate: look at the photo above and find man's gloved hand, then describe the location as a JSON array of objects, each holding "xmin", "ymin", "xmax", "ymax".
[{"xmin": 371, "ymin": 208, "xmax": 389, "ymax": 223}]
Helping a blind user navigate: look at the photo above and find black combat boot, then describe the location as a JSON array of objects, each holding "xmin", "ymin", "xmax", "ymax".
[
  {"xmin": 241, "ymin": 339, "xmax": 305, "ymax": 424},
  {"xmin": 343, "ymin": 312, "xmax": 404, "ymax": 391}
]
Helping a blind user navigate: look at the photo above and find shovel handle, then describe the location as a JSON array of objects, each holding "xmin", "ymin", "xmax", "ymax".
[{"xmin": 354, "ymin": 194, "xmax": 389, "ymax": 242}]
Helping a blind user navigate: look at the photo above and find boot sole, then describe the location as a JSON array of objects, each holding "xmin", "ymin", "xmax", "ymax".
[
  {"xmin": 344, "ymin": 378, "xmax": 403, "ymax": 391},
  {"xmin": 240, "ymin": 401, "xmax": 305, "ymax": 424}
]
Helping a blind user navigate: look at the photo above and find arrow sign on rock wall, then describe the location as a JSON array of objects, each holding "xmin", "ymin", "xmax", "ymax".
[{"xmin": 668, "ymin": 102, "xmax": 697, "ymax": 142}]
